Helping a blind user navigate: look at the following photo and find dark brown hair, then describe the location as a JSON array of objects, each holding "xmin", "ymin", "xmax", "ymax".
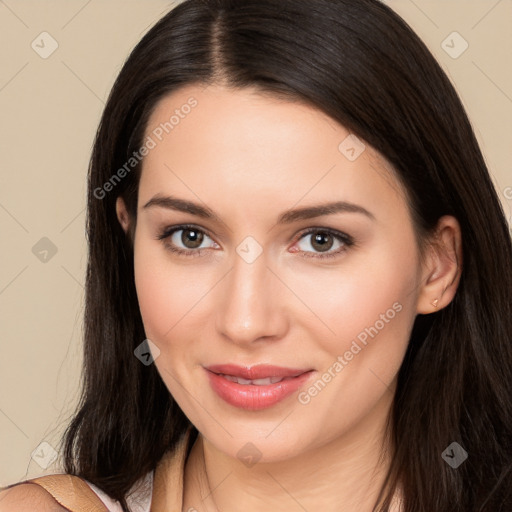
[{"xmin": 62, "ymin": 0, "xmax": 512, "ymax": 510}]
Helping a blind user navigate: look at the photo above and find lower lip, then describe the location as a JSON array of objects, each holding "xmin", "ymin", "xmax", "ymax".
[{"xmin": 206, "ymin": 369, "xmax": 314, "ymax": 410}]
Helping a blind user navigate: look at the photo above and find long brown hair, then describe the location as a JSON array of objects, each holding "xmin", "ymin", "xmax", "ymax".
[{"xmin": 62, "ymin": 1, "xmax": 512, "ymax": 510}]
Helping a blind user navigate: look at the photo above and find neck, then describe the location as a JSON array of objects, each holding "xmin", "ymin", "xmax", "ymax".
[{"xmin": 183, "ymin": 389, "xmax": 401, "ymax": 512}]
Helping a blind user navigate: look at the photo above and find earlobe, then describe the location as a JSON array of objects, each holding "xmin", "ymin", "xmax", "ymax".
[
  {"xmin": 116, "ymin": 196, "xmax": 131, "ymax": 234},
  {"xmin": 416, "ymin": 215, "xmax": 463, "ymax": 314}
]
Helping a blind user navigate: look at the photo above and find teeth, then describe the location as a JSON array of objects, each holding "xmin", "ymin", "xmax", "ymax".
[
  {"xmin": 237, "ymin": 377, "xmax": 254, "ymax": 385},
  {"xmin": 221, "ymin": 374, "xmax": 286, "ymax": 385}
]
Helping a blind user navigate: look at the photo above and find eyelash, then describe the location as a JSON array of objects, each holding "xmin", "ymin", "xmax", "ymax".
[{"xmin": 156, "ymin": 224, "xmax": 355, "ymax": 260}]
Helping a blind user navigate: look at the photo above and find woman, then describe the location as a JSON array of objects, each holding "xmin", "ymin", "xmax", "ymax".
[{"xmin": 2, "ymin": 0, "xmax": 511, "ymax": 511}]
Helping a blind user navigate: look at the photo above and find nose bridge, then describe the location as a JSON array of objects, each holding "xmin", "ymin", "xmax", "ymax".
[{"xmin": 216, "ymin": 242, "xmax": 285, "ymax": 344}]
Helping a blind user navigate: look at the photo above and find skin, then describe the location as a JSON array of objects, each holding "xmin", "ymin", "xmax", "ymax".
[
  {"xmin": 116, "ymin": 84, "xmax": 462, "ymax": 512},
  {"xmin": 0, "ymin": 484, "xmax": 67, "ymax": 511}
]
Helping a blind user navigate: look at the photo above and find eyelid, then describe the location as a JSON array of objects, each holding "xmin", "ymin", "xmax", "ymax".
[
  {"xmin": 293, "ymin": 226, "xmax": 354, "ymax": 259},
  {"xmin": 156, "ymin": 224, "xmax": 355, "ymax": 259},
  {"xmin": 157, "ymin": 224, "xmax": 216, "ymax": 243},
  {"xmin": 156, "ymin": 223, "xmax": 217, "ymax": 258}
]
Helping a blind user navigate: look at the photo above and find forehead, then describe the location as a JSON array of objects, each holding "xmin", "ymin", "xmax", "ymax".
[{"xmin": 139, "ymin": 84, "xmax": 406, "ymax": 220}]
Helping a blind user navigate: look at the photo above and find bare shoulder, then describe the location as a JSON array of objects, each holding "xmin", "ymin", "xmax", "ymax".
[{"xmin": 0, "ymin": 483, "xmax": 67, "ymax": 512}]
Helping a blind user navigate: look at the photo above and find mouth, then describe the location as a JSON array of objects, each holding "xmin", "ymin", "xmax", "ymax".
[{"xmin": 205, "ymin": 364, "xmax": 315, "ymax": 410}]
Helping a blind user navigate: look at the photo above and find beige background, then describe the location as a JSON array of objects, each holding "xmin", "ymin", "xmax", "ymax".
[{"xmin": 0, "ymin": 0, "xmax": 511, "ymax": 484}]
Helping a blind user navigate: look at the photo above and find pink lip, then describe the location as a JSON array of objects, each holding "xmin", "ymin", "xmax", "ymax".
[{"xmin": 205, "ymin": 364, "xmax": 314, "ymax": 410}]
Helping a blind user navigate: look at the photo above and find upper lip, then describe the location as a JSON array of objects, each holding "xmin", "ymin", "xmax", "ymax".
[{"xmin": 205, "ymin": 364, "xmax": 312, "ymax": 380}]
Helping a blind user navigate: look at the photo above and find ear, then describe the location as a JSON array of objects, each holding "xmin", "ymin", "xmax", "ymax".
[
  {"xmin": 416, "ymin": 215, "xmax": 463, "ymax": 314},
  {"xmin": 116, "ymin": 196, "xmax": 131, "ymax": 234}
]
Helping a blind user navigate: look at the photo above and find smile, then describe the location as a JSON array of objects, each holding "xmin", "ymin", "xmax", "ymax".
[{"xmin": 205, "ymin": 364, "xmax": 315, "ymax": 410}]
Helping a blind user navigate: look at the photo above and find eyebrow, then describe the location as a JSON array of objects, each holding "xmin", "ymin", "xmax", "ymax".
[{"xmin": 143, "ymin": 195, "xmax": 375, "ymax": 224}]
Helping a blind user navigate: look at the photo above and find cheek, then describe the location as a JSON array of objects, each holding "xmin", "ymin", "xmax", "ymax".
[
  {"xmin": 306, "ymin": 251, "xmax": 416, "ymax": 338},
  {"xmin": 133, "ymin": 234, "xmax": 216, "ymax": 353},
  {"xmin": 292, "ymin": 245, "xmax": 418, "ymax": 438},
  {"xmin": 305, "ymin": 230, "xmax": 420, "ymax": 377},
  {"xmin": 133, "ymin": 235, "xmax": 187, "ymax": 343},
  {"xmin": 134, "ymin": 249, "xmax": 171, "ymax": 341}
]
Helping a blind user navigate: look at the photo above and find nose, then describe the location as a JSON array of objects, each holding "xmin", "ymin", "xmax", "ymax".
[{"xmin": 215, "ymin": 248, "xmax": 289, "ymax": 347}]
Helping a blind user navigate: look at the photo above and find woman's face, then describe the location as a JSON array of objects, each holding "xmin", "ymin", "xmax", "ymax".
[{"xmin": 119, "ymin": 84, "xmax": 426, "ymax": 462}]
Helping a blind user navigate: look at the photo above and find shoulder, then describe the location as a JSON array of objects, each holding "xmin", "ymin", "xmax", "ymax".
[
  {"xmin": 1, "ymin": 469, "xmax": 154, "ymax": 512},
  {"xmin": 0, "ymin": 483, "xmax": 67, "ymax": 512}
]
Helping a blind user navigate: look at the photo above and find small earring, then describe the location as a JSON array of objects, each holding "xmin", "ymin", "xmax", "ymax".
[{"xmin": 431, "ymin": 299, "xmax": 439, "ymax": 308}]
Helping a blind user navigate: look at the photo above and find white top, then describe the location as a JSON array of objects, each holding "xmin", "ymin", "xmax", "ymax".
[{"xmin": 84, "ymin": 471, "xmax": 154, "ymax": 512}]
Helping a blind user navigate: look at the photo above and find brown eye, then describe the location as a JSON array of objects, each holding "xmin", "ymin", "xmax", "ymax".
[
  {"xmin": 157, "ymin": 224, "xmax": 217, "ymax": 257},
  {"xmin": 180, "ymin": 228, "xmax": 204, "ymax": 249},
  {"xmin": 294, "ymin": 228, "xmax": 354, "ymax": 259},
  {"xmin": 310, "ymin": 231, "xmax": 335, "ymax": 252}
]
